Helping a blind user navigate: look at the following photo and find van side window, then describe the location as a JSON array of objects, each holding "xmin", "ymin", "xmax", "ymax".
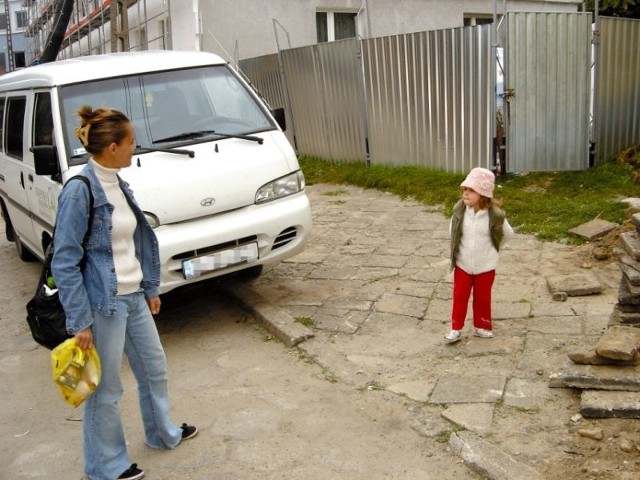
[
  {"xmin": 0, "ymin": 97, "xmax": 5, "ymax": 152},
  {"xmin": 5, "ymin": 97, "xmax": 26, "ymax": 160},
  {"xmin": 33, "ymin": 93, "xmax": 54, "ymax": 146}
]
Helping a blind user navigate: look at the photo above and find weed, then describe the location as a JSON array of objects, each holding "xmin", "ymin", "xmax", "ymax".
[{"xmin": 295, "ymin": 316, "xmax": 315, "ymax": 327}]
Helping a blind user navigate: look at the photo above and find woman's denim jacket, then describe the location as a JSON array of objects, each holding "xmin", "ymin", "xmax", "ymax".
[{"xmin": 51, "ymin": 161, "xmax": 161, "ymax": 334}]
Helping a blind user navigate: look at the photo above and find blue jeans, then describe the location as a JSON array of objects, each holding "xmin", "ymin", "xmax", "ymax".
[{"xmin": 83, "ymin": 292, "xmax": 181, "ymax": 480}]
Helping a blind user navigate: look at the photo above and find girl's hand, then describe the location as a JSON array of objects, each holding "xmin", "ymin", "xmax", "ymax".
[
  {"xmin": 147, "ymin": 296, "xmax": 161, "ymax": 315},
  {"xmin": 74, "ymin": 327, "xmax": 93, "ymax": 350}
]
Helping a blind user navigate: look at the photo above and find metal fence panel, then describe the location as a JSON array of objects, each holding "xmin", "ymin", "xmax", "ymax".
[
  {"xmin": 361, "ymin": 26, "xmax": 492, "ymax": 171},
  {"xmin": 506, "ymin": 12, "xmax": 591, "ymax": 172},
  {"xmin": 595, "ymin": 17, "xmax": 640, "ymax": 162},
  {"xmin": 280, "ymin": 39, "xmax": 367, "ymax": 162},
  {"xmin": 238, "ymin": 54, "xmax": 296, "ymax": 147}
]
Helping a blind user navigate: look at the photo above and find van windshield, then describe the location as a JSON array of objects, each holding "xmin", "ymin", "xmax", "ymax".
[{"xmin": 60, "ymin": 65, "xmax": 275, "ymax": 164}]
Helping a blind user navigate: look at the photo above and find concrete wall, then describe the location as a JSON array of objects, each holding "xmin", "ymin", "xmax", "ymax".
[{"xmin": 183, "ymin": 0, "xmax": 581, "ymax": 61}]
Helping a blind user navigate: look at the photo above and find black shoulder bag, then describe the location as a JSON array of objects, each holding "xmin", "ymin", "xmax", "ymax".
[{"xmin": 26, "ymin": 176, "xmax": 94, "ymax": 350}]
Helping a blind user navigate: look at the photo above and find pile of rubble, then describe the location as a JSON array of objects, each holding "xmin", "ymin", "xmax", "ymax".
[{"xmin": 550, "ymin": 213, "xmax": 640, "ymax": 420}]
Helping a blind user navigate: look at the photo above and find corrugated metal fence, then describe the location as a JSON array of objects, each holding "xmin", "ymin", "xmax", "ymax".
[
  {"xmin": 240, "ymin": 24, "xmax": 493, "ymax": 172},
  {"xmin": 239, "ymin": 15, "xmax": 640, "ymax": 173},
  {"xmin": 505, "ymin": 12, "xmax": 592, "ymax": 172},
  {"xmin": 594, "ymin": 17, "xmax": 640, "ymax": 162}
]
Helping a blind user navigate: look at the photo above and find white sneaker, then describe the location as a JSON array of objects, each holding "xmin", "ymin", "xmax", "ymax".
[
  {"xmin": 473, "ymin": 328, "xmax": 494, "ymax": 338},
  {"xmin": 444, "ymin": 330, "xmax": 461, "ymax": 344}
]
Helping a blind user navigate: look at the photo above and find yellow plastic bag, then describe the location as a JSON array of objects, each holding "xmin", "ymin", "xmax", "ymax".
[{"xmin": 51, "ymin": 338, "xmax": 101, "ymax": 407}]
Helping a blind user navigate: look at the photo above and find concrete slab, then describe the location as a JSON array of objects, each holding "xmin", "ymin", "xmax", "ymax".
[
  {"xmin": 620, "ymin": 231, "xmax": 640, "ymax": 260},
  {"xmin": 546, "ymin": 273, "xmax": 603, "ymax": 297},
  {"xmin": 387, "ymin": 380, "xmax": 433, "ymax": 402},
  {"xmin": 429, "ymin": 375, "xmax": 506, "ymax": 404},
  {"xmin": 503, "ymin": 378, "xmax": 551, "ymax": 410},
  {"xmin": 449, "ymin": 431, "xmax": 543, "ymax": 480},
  {"xmin": 580, "ymin": 390, "xmax": 640, "ymax": 418},
  {"xmin": 568, "ymin": 219, "xmax": 619, "ymax": 241},
  {"xmin": 442, "ymin": 403, "xmax": 494, "ymax": 434},
  {"xmin": 549, "ymin": 362, "xmax": 640, "ymax": 391},
  {"xmin": 595, "ymin": 324, "xmax": 640, "ymax": 361}
]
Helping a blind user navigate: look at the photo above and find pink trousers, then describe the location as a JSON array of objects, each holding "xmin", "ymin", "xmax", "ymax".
[{"xmin": 451, "ymin": 266, "xmax": 496, "ymax": 331}]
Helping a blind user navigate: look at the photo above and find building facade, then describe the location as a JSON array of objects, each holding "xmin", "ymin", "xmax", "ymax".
[
  {"xmin": 1, "ymin": 0, "xmax": 32, "ymax": 73},
  {"xmin": 19, "ymin": 0, "xmax": 583, "ymax": 65}
]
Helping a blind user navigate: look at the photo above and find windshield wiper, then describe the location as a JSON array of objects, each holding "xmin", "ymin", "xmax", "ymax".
[
  {"xmin": 135, "ymin": 145, "xmax": 195, "ymax": 157},
  {"xmin": 211, "ymin": 131, "xmax": 264, "ymax": 144},
  {"xmin": 153, "ymin": 130, "xmax": 215, "ymax": 144},
  {"xmin": 154, "ymin": 130, "xmax": 263, "ymax": 145}
]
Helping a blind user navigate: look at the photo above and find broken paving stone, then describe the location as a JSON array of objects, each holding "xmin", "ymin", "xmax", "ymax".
[
  {"xmin": 619, "ymin": 231, "xmax": 640, "ymax": 261},
  {"xmin": 548, "ymin": 363, "xmax": 640, "ymax": 391},
  {"xmin": 568, "ymin": 348, "xmax": 640, "ymax": 366},
  {"xmin": 577, "ymin": 428, "xmax": 604, "ymax": 440},
  {"xmin": 616, "ymin": 280, "xmax": 640, "ymax": 306},
  {"xmin": 580, "ymin": 390, "xmax": 640, "ymax": 419},
  {"xmin": 546, "ymin": 273, "xmax": 603, "ymax": 297},
  {"xmin": 595, "ymin": 325, "xmax": 640, "ymax": 362},
  {"xmin": 609, "ymin": 306, "xmax": 640, "ymax": 328},
  {"xmin": 569, "ymin": 219, "xmax": 619, "ymax": 241}
]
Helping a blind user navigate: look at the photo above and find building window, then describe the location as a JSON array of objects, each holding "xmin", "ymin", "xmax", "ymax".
[
  {"xmin": 0, "ymin": 13, "xmax": 7, "ymax": 30},
  {"xmin": 16, "ymin": 10, "xmax": 28, "ymax": 28},
  {"xmin": 463, "ymin": 15, "xmax": 494, "ymax": 27},
  {"xmin": 14, "ymin": 51, "xmax": 25, "ymax": 68},
  {"xmin": 317, "ymin": 11, "xmax": 357, "ymax": 43}
]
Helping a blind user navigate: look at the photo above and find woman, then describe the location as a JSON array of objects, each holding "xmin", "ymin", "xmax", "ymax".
[{"xmin": 52, "ymin": 106, "xmax": 197, "ymax": 480}]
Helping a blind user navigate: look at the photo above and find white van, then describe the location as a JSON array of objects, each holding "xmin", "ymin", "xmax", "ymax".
[{"xmin": 0, "ymin": 50, "xmax": 312, "ymax": 293}]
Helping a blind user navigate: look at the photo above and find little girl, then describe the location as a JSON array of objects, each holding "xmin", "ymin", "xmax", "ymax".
[{"xmin": 444, "ymin": 167, "xmax": 514, "ymax": 344}]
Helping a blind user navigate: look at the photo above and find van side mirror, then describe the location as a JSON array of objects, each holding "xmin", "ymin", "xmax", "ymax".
[
  {"xmin": 271, "ymin": 107, "xmax": 286, "ymax": 132},
  {"xmin": 31, "ymin": 145, "xmax": 60, "ymax": 176}
]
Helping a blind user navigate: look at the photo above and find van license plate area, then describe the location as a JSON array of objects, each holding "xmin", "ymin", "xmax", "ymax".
[{"xmin": 182, "ymin": 243, "xmax": 259, "ymax": 279}]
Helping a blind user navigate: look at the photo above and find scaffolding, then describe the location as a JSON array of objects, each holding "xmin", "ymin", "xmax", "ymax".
[{"xmin": 23, "ymin": 0, "xmax": 170, "ymax": 62}]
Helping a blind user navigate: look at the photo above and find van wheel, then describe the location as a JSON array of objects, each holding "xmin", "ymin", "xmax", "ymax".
[
  {"xmin": 236, "ymin": 265, "xmax": 263, "ymax": 280},
  {"xmin": 9, "ymin": 223, "xmax": 37, "ymax": 262}
]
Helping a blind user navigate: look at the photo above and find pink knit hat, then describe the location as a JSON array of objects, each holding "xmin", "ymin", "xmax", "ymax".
[{"xmin": 460, "ymin": 167, "xmax": 495, "ymax": 198}]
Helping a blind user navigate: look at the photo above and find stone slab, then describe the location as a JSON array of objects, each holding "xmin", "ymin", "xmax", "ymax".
[
  {"xmin": 548, "ymin": 362, "xmax": 640, "ymax": 391},
  {"xmin": 546, "ymin": 273, "xmax": 603, "ymax": 296},
  {"xmin": 595, "ymin": 325, "xmax": 640, "ymax": 361},
  {"xmin": 580, "ymin": 390, "xmax": 640, "ymax": 419},
  {"xmin": 620, "ymin": 231, "xmax": 640, "ymax": 261},
  {"xmin": 442, "ymin": 404, "xmax": 494, "ymax": 434},
  {"xmin": 568, "ymin": 347, "xmax": 640, "ymax": 366},
  {"xmin": 617, "ymin": 279, "xmax": 640, "ymax": 306},
  {"xmin": 568, "ymin": 219, "xmax": 618, "ymax": 241},
  {"xmin": 429, "ymin": 375, "xmax": 506, "ymax": 404},
  {"xmin": 449, "ymin": 431, "xmax": 543, "ymax": 480}
]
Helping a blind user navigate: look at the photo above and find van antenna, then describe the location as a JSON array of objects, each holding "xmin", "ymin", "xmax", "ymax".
[{"xmin": 204, "ymin": 27, "xmax": 238, "ymax": 70}]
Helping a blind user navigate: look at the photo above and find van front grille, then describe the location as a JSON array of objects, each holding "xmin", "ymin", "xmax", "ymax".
[{"xmin": 171, "ymin": 235, "xmax": 258, "ymax": 261}]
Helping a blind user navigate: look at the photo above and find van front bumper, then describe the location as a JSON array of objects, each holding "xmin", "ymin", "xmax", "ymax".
[{"xmin": 153, "ymin": 191, "xmax": 312, "ymax": 293}]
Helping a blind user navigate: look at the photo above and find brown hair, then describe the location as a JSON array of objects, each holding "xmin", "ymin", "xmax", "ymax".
[
  {"xmin": 479, "ymin": 196, "xmax": 502, "ymax": 210},
  {"xmin": 74, "ymin": 106, "xmax": 132, "ymax": 156}
]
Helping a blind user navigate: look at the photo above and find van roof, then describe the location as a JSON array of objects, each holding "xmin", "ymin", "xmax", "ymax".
[{"xmin": 0, "ymin": 50, "xmax": 227, "ymax": 91}]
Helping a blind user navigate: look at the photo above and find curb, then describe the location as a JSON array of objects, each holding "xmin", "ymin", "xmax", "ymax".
[{"xmin": 224, "ymin": 280, "xmax": 315, "ymax": 347}]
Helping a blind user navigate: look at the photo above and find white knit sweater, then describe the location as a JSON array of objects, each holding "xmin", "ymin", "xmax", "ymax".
[
  {"xmin": 452, "ymin": 206, "xmax": 514, "ymax": 275},
  {"xmin": 92, "ymin": 159, "xmax": 143, "ymax": 294}
]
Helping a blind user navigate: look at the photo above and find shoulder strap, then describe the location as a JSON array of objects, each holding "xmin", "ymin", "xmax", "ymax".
[{"xmin": 65, "ymin": 175, "xmax": 94, "ymax": 248}]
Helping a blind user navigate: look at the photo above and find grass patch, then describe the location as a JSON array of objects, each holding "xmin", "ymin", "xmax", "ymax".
[{"xmin": 300, "ymin": 155, "xmax": 640, "ymax": 243}]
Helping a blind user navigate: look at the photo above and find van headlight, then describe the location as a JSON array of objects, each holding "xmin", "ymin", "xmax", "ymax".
[{"xmin": 255, "ymin": 170, "xmax": 305, "ymax": 204}]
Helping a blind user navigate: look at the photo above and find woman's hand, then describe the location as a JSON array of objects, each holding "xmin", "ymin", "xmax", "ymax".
[
  {"xmin": 74, "ymin": 327, "xmax": 93, "ymax": 350},
  {"xmin": 147, "ymin": 296, "xmax": 161, "ymax": 315}
]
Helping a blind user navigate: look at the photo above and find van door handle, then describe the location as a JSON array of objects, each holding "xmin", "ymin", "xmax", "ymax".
[{"xmin": 20, "ymin": 172, "xmax": 25, "ymax": 189}]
